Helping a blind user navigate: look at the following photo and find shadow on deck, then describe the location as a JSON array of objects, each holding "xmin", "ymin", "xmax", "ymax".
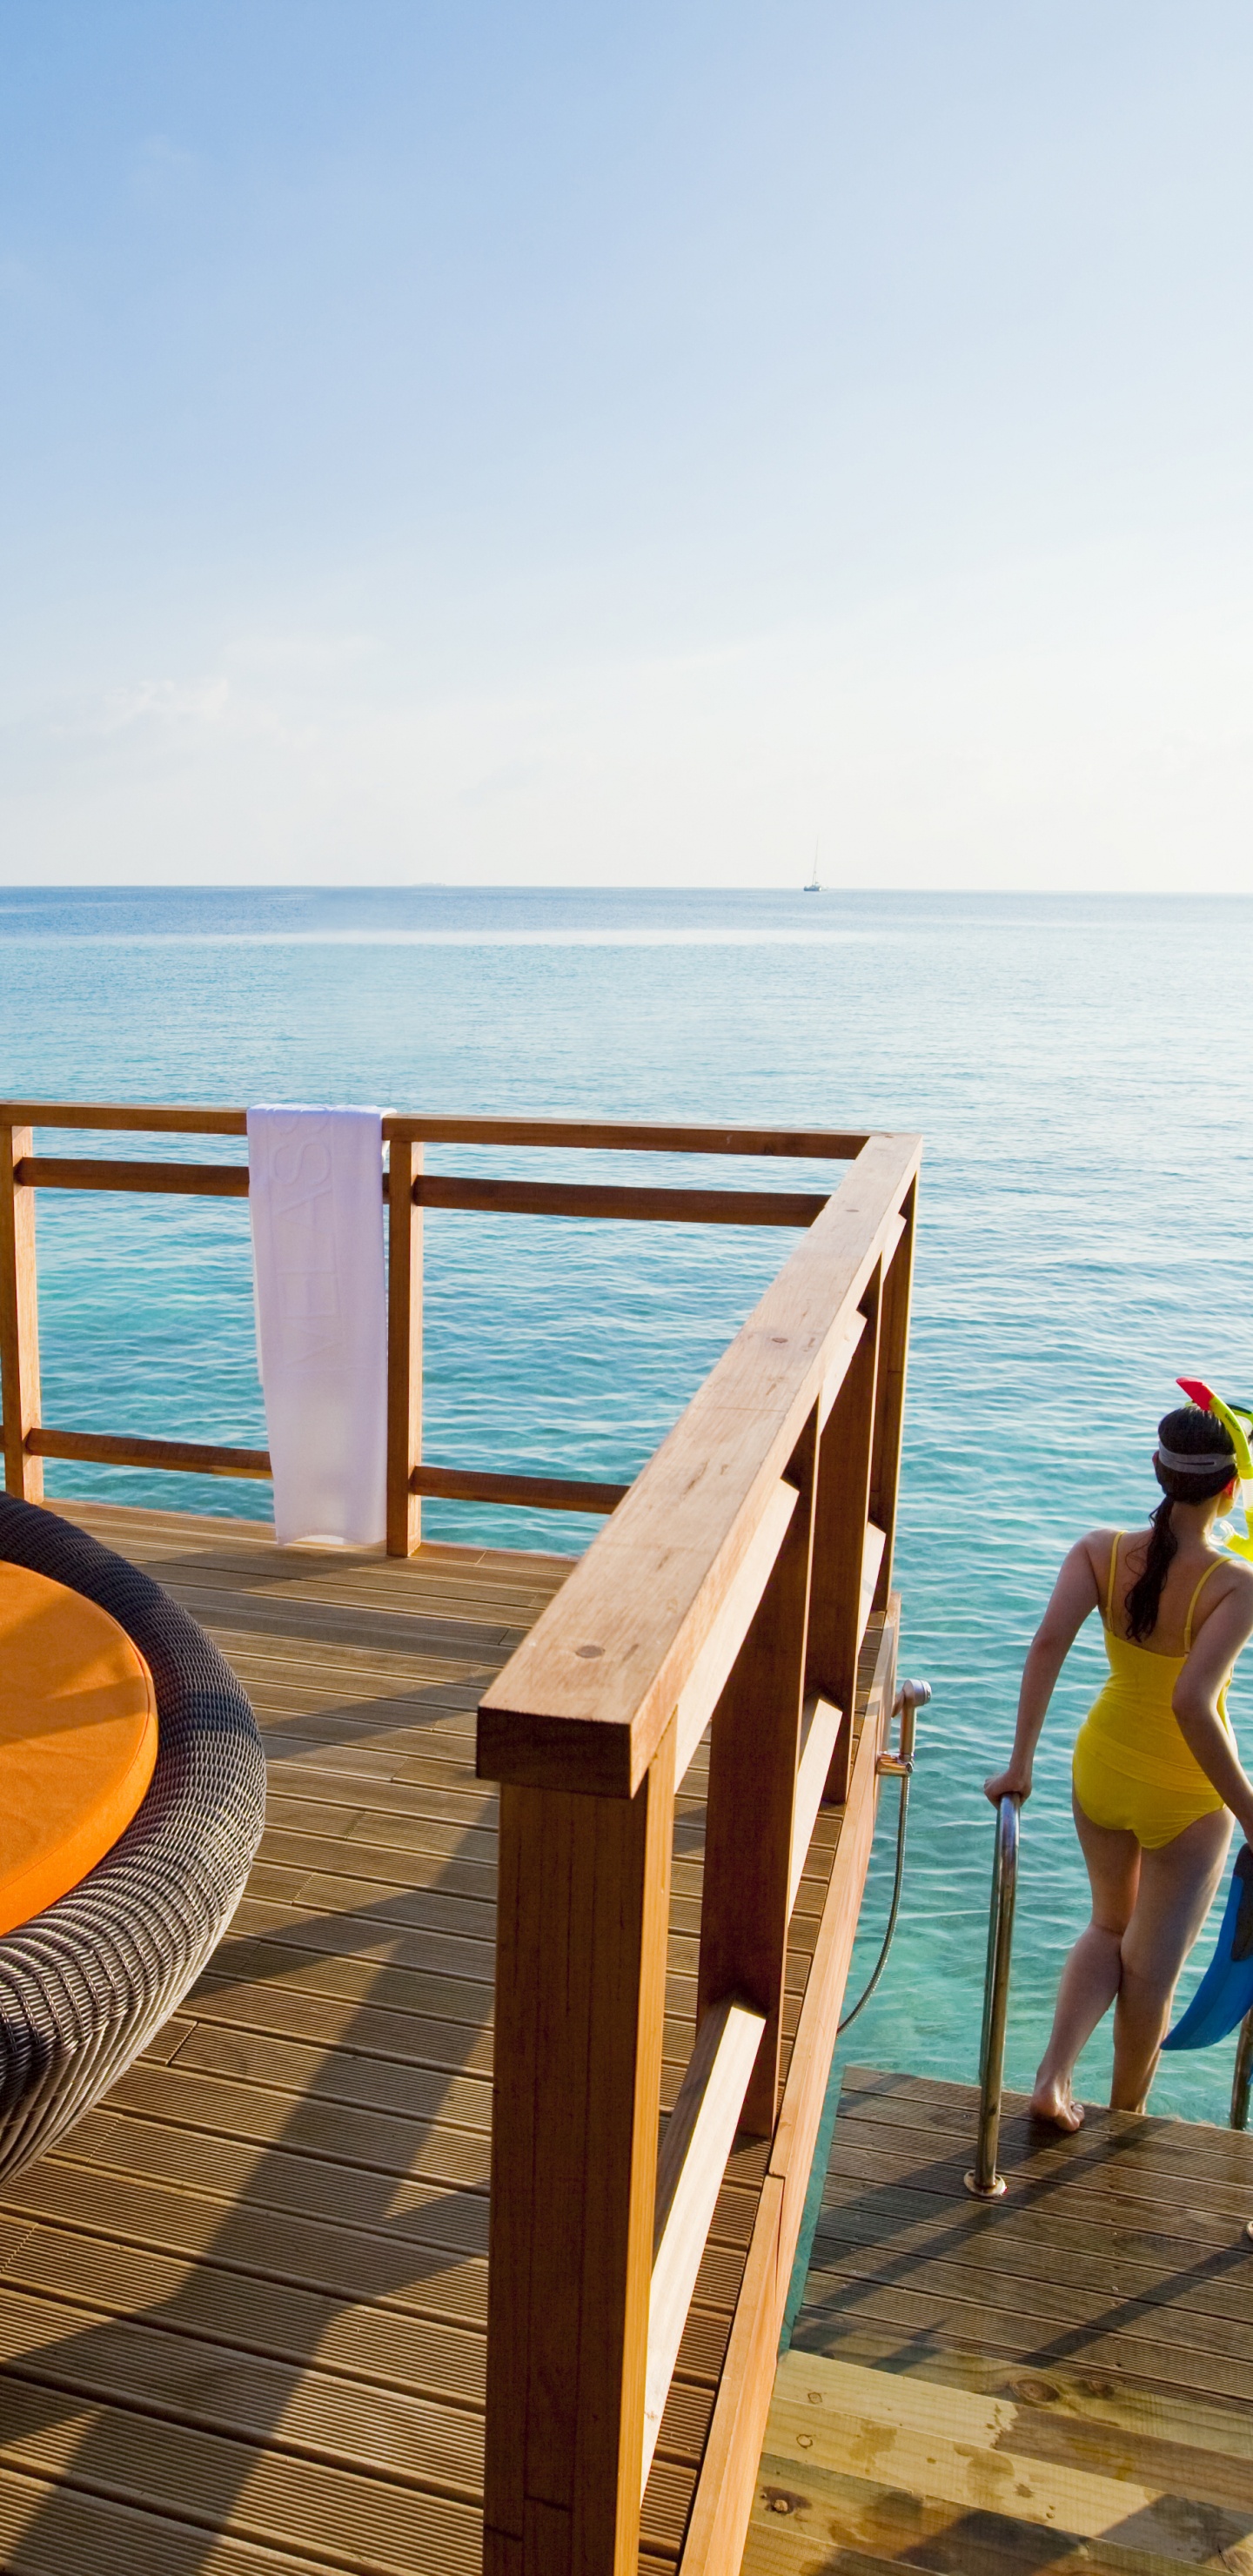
[
  {"xmin": 0, "ymin": 1503, "xmax": 877, "ymax": 2575},
  {"xmin": 0, "ymin": 1503, "xmax": 546, "ymax": 2575}
]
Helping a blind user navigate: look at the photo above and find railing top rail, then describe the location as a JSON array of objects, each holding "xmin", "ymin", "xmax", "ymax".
[
  {"xmin": 1, "ymin": 1103, "xmax": 248, "ymax": 1137},
  {"xmin": 0, "ymin": 1101, "xmax": 883, "ymax": 1159},
  {"xmin": 478, "ymin": 1130, "xmax": 921, "ymax": 1801}
]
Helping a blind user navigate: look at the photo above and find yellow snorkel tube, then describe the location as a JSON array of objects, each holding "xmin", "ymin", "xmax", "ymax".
[{"xmin": 1176, "ymin": 1378, "xmax": 1253, "ymax": 1559}]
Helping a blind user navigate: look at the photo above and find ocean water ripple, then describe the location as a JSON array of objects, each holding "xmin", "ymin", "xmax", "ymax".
[{"xmin": 3, "ymin": 883, "xmax": 1250, "ymax": 2123}]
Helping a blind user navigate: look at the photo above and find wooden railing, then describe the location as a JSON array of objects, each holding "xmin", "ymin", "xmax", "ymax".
[
  {"xmin": 475, "ymin": 1130, "xmax": 920, "ymax": 2576},
  {"xmin": 0, "ymin": 1099, "xmax": 921, "ymax": 2574},
  {"xmin": 0, "ymin": 1100, "xmax": 877, "ymax": 1553}
]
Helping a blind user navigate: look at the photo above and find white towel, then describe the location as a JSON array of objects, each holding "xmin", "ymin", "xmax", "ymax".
[{"xmin": 247, "ymin": 1105, "xmax": 387, "ymax": 1547}]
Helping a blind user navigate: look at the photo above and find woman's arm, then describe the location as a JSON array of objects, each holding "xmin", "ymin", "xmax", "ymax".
[
  {"xmin": 983, "ymin": 1537, "xmax": 1102, "ymax": 1804},
  {"xmin": 1173, "ymin": 1575, "xmax": 1253, "ymax": 1842}
]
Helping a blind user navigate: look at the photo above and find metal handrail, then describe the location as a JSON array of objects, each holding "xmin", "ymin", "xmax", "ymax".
[{"xmin": 965, "ymin": 1793, "xmax": 1021, "ymax": 2198}]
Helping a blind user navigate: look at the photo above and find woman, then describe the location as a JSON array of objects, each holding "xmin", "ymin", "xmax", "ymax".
[{"xmin": 986, "ymin": 1402, "xmax": 1253, "ymax": 2128}]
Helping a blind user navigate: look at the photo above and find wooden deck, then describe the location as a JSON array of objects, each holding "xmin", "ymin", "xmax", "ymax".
[
  {"xmin": 0, "ymin": 1500, "xmax": 881, "ymax": 2576},
  {"xmin": 740, "ymin": 2064, "xmax": 1253, "ymax": 2576}
]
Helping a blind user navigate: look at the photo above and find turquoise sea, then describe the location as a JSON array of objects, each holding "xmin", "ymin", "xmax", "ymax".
[{"xmin": 3, "ymin": 883, "xmax": 1251, "ymax": 2129}]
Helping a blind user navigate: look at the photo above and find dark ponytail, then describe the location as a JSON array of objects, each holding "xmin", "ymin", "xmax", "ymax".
[
  {"xmin": 1123, "ymin": 1405, "xmax": 1236, "ymax": 1642},
  {"xmin": 1125, "ymin": 1495, "xmax": 1180, "ymax": 1643}
]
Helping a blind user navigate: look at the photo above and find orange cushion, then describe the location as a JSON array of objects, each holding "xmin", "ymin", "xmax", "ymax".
[{"xmin": 0, "ymin": 1563, "xmax": 158, "ymax": 1937}]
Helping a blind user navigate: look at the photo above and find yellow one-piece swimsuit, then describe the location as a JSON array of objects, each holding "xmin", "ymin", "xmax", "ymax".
[{"xmin": 1071, "ymin": 1533, "xmax": 1231, "ymax": 1849}]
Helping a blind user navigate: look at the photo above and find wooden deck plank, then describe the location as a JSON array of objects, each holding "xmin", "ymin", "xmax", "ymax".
[
  {"xmin": 0, "ymin": 2380, "xmax": 485, "ymax": 2573},
  {"xmin": 824, "ymin": 2103, "xmax": 1253, "ymax": 2222},
  {"xmin": 0, "ymin": 2465, "xmax": 342, "ymax": 2576},
  {"xmin": 209, "ymin": 1955, "xmax": 467, "ymax": 2048},
  {"xmin": 0, "ymin": 1506, "xmax": 570, "ymax": 2576},
  {"xmin": 255, "ymin": 1828, "xmax": 498, "ymax": 1900},
  {"xmin": 0, "ymin": 2284, "xmax": 486, "ymax": 2491},
  {"xmin": 820, "ymin": 2174, "xmax": 1253, "ymax": 2298},
  {"xmin": 258, "ymin": 1772, "xmax": 500, "ymax": 1824},
  {"xmin": 0, "ymin": 2212, "xmax": 488, "ymax": 2368},
  {"xmin": 164, "ymin": 2019, "xmax": 495, "ymax": 2130},
  {"xmin": 0, "ymin": 1499, "xmax": 868, "ymax": 2576},
  {"xmin": 223, "ymin": 1895, "xmax": 493, "ymax": 1953}
]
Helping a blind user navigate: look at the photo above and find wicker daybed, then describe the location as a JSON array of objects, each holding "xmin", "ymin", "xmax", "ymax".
[{"xmin": 0, "ymin": 1493, "xmax": 265, "ymax": 2179}]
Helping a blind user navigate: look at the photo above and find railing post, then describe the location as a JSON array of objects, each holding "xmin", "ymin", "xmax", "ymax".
[
  {"xmin": 0, "ymin": 1125, "xmax": 42, "ymax": 1501},
  {"xmin": 807, "ymin": 1270, "xmax": 881, "ymax": 1801},
  {"xmin": 697, "ymin": 1409, "xmax": 818, "ymax": 2138},
  {"xmin": 483, "ymin": 1723, "xmax": 675, "ymax": 2576},
  {"xmin": 385, "ymin": 1133, "xmax": 422, "ymax": 1557},
  {"xmin": 869, "ymin": 1177, "xmax": 916, "ymax": 1608}
]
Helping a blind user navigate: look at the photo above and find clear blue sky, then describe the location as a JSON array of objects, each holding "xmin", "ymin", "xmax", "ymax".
[{"xmin": 2, "ymin": 2, "xmax": 1250, "ymax": 888}]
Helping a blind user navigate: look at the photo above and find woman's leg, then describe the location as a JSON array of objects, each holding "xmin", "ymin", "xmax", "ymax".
[
  {"xmin": 1111, "ymin": 1808, "xmax": 1233, "ymax": 2111},
  {"xmin": 1031, "ymin": 1796, "xmax": 1141, "ymax": 2130}
]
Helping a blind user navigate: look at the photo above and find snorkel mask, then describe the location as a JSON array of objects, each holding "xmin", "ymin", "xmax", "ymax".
[{"xmin": 1176, "ymin": 1377, "xmax": 1253, "ymax": 1558}]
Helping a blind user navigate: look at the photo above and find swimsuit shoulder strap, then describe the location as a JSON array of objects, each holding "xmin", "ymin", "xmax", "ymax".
[
  {"xmin": 1104, "ymin": 1532, "xmax": 1122, "ymax": 1627},
  {"xmin": 1184, "ymin": 1557, "xmax": 1223, "ymax": 1653}
]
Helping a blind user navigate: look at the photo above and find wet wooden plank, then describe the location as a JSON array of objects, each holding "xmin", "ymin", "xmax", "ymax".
[
  {"xmin": 743, "ymin": 2068, "xmax": 1253, "ymax": 2576},
  {"xmin": 745, "ymin": 2346, "xmax": 1253, "ymax": 2568}
]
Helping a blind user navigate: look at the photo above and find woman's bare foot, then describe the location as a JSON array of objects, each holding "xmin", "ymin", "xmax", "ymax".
[{"xmin": 1029, "ymin": 2074, "xmax": 1084, "ymax": 2131}]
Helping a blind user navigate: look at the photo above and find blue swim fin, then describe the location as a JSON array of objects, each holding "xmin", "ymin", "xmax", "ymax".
[{"xmin": 1162, "ymin": 1844, "xmax": 1253, "ymax": 2050}]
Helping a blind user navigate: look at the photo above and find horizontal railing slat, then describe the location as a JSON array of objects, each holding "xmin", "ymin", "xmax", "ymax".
[
  {"xmin": 16, "ymin": 1157, "xmax": 829, "ymax": 1228},
  {"xmin": 10, "ymin": 1429, "xmax": 627, "ymax": 1510},
  {"xmin": 390, "ymin": 1115, "xmax": 869, "ymax": 1157},
  {"xmin": 679, "ymin": 1602, "xmax": 900, "ymax": 2571},
  {"xmin": 412, "ymin": 1464, "xmax": 629, "ymax": 1514},
  {"xmin": 0, "ymin": 1103, "xmax": 249, "ymax": 1135},
  {"xmin": 1, "ymin": 1100, "xmax": 872, "ymax": 1157},
  {"xmin": 860, "ymin": 1519, "xmax": 888, "ymax": 1644},
  {"xmin": 787, "ymin": 1694, "xmax": 843, "ymax": 1913},
  {"xmin": 17, "ymin": 1158, "xmax": 251, "ymax": 1197},
  {"xmin": 643, "ymin": 1993, "xmax": 766, "ymax": 2492},
  {"xmin": 25, "ymin": 1426, "xmax": 271, "ymax": 1477},
  {"xmin": 414, "ymin": 1176, "xmax": 828, "ymax": 1226},
  {"xmin": 769, "ymin": 1607, "xmax": 899, "ymax": 2219}
]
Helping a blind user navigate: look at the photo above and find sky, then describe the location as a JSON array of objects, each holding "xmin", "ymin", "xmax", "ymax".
[{"xmin": 1, "ymin": 2, "xmax": 1251, "ymax": 891}]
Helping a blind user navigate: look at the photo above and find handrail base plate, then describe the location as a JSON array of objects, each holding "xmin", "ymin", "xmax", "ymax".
[{"xmin": 963, "ymin": 2168, "xmax": 1008, "ymax": 2199}]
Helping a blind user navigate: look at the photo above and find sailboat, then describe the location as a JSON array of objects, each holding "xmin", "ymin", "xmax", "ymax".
[{"xmin": 804, "ymin": 838, "xmax": 821, "ymax": 892}]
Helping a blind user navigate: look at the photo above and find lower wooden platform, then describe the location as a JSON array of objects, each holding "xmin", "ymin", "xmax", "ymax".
[
  {"xmin": 0, "ymin": 1500, "xmax": 872, "ymax": 2575},
  {"xmin": 740, "ymin": 2065, "xmax": 1253, "ymax": 2575}
]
